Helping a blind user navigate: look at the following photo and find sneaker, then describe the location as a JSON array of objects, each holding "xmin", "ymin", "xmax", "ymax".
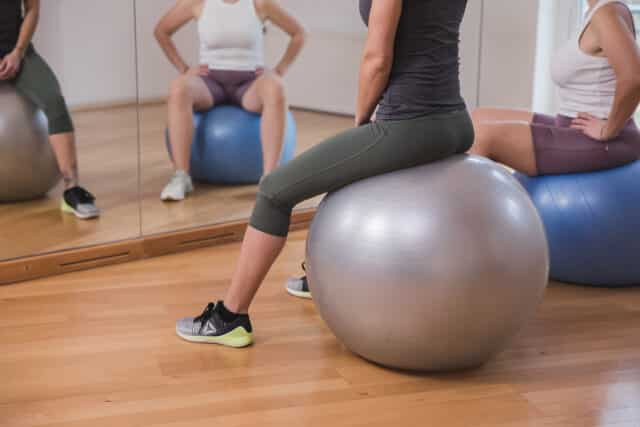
[
  {"xmin": 286, "ymin": 262, "xmax": 312, "ymax": 299},
  {"xmin": 61, "ymin": 186, "xmax": 100, "ymax": 219},
  {"xmin": 176, "ymin": 302, "xmax": 253, "ymax": 348},
  {"xmin": 161, "ymin": 170, "xmax": 193, "ymax": 201}
]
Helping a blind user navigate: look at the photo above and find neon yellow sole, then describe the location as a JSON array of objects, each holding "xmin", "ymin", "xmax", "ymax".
[{"xmin": 176, "ymin": 326, "xmax": 253, "ymax": 348}]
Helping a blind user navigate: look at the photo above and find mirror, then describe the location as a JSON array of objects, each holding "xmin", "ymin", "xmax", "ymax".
[
  {"xmin": 136, "ymin": 0, "xmax": 355, "ymax": 236},
  {"xmin": 0, "ymin": 0, "xmax": 140, "ymax": 260}
]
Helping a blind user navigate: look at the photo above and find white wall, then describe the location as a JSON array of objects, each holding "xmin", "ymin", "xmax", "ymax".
[
  {"xmin": 33, "ymin": 0, "xmax": 137, "ymax": 108},
  {"xmin": 135, "ymin": 0, "xmax": 199, "ymax": 102},
  {"xmin": 478, "ymin": 0, "xmax": 540, "ymax": 110},
  {"xmin": 33, "ymin": 0, "xmax": 543, "ymax": 113}
]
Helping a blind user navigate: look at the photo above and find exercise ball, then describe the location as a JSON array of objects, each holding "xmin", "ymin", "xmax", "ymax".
[
  {"xmin": 0, "ymin": 84, "xmax": 60, "ymax": 202},
  {"xmin": 516, "ymin": 161, "xmax": 640, "ymax": 287},
  {"xmin": 306, "ymin": 155, "xmax": 549, "ymax": 372},
  {"xmin": 166, "ymin": 105, "xmax": 297, "ymax": 184}
]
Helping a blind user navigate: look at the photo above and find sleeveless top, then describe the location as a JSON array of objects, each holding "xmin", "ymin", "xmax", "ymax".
[
  {"xmin": 198, "ymin": 0, "xmax": 264, "ymax": 71},
  {"xmin": 0, "ymin": 0, "xmax": 23, "ymax": 57},
  {"xmin": 359, "ymin": 0, "xmax": 468, "ymax": 121},
  {"xmin": 551, "ymin": 0, "xmax": 635, "ymax": 119}
]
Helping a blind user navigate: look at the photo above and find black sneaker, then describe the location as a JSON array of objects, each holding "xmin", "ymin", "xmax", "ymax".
[
  {"xmin": 61, "ymin": 186, "xmax": 100, "ymax": 219},
  {"xmin": 176, "ymin": 302, "xmax": 253, "ymax": 347},
  {"xmin": 285, "ymin": 262, "xmax": 311, "ymax": 299}
]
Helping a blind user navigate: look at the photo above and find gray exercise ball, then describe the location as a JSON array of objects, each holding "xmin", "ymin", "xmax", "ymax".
[
  {"xmin": 0, "ymin": 84, "xmax": 60, "ymax": 202},
  {"xmin": 306, "ymin": 155, "xmax": 549, "ymax": 372}
]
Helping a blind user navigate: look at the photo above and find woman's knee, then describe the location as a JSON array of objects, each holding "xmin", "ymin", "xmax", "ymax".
[
  {"xmin": 261, "ymin": 74, "xmax": 286, "ymax": 105},
  {"xmin": 168, "ymin": 76, "xmax": 191, "ymax": 104},
  {"xmin": 41, "ymin": 93, "xmax": 74, "ymax": 134}
]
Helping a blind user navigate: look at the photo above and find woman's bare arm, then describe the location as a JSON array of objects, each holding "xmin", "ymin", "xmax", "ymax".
[
  {"xmin": 572, "ymin": 4, "xmax": 640, "ymax": 139},
  {"xmin": 355, "ymin": 0, "xmax": 402, "ymax": 126},
  {"xmin": 0, "ymin": 0, "xmax": 40, "ymax": 79},
  {"xmin": 258, "ymin": 0, "xmax": 306, "ymax": 76},
  {"xmin": 154, "ymin": 0, "xmax": 201, "ymax": 74}
]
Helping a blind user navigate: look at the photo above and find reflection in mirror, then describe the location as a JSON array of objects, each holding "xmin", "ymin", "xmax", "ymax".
[
  {"xmin": 0, "ymin": 0, "xmax": 140, "ymax": 260},
  {"xmin": 137, "ymin": 0, "xmax": 355, "ymax": 236}
]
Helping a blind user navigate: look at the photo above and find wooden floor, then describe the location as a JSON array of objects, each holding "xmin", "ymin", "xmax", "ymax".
[
  {"xmin": 0, "ymin": 106, "xmax": 352, "ymax": 261},
  {"xmin": 1, "ymin": 231, "xmax": 639, "ymax": 427}
]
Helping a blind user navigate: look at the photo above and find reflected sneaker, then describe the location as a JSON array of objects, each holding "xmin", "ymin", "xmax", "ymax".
[
  {"xmin": 161, "ymin": 170, "xmax": 193, "ymax": 201},
  {"xmin": 286, "ymin": 262, "xmax": 312, "ymax": 299},
  {"xmin": 176, "ymin": 301, "xmax": 253, "ymax": 348},
  {"xmin": 61, "ymin": 186, "xmax": 100, "ymax": 219}
]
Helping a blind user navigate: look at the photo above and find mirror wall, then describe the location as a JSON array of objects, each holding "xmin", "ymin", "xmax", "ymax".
[
  {"xmin": 0, "ymin": 0, "xmax": 140, "ymax": 261},
  {"xmin": 1, "ymin": 0, "xmax": 484, "ymax": 270},
  {"xmin": 134, "ymin": 0, "xmax": 356, "ymax": 236}
]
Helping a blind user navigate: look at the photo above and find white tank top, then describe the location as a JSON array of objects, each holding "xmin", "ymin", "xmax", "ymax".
[
  {"xmin": 198, "ymin": 0, "xmax": 264, "ymax": 71},
  {"xmin": 551, "ymin": 0, "xmax": 634, "ymax": 118}
]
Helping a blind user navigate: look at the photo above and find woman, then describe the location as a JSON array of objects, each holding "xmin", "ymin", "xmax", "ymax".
[
  {"xmin": 0, "ymin": 0, "xmax": 99, "ymax": 219},
  {"xmin": 155, "ymin": 0, "xmax": 306, "ymax": 201},
  {"xmin": 470, "ymin": 0, "xmax": 640, "ymax": 177},
  {"xmin": 175, "ymin": 0, "xmax": 473, "ymax": 347}
]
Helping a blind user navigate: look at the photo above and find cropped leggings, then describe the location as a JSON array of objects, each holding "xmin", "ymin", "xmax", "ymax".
[
  {"xmin": 11, "ymin": 47, "xmax": 74, "ymax": 135},
  {"xmin": 250, "ymin": 109, "xmax": 475, "ymax": 237}
]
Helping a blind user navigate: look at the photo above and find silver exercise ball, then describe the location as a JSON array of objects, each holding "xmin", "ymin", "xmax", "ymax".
[
  {"xmin": 0, "ymin": 84, "xmax": 60, "ymax": 202},
  {"xmin": 306, "ymin": 155, "xmax": 549, "ymax": 372}
]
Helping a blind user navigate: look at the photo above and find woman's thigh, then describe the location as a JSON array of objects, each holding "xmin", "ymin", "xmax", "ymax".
[
  {"xmin": 476, "ymin": 121, "xmax": 538, "ymax": 176},
  {"xmin": 472, "ymin": 107, "xmax": 535, "ymax": 124},
  {"xmin": 172, "ymin": 74, "xmax": 215, "ymax": 111},
  {"xmin": 533, "ymin": 124, "xmax": 639, "ymax": 175},
  {"xmin": 240, "ymin": 71, "xmax": 283, "ymax": 113},
  {"xmin": 14, "ymin": 49, "xmax": 64, "ymax": 109},
  {"xmin": 261, "ymin": 111, "xmax": 474, "ymax": 206}
]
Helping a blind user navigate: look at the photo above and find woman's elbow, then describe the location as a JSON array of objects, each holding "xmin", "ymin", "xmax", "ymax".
[
  {"xmin": 363, "ymin": 51, "xmax": 393, "ymax": 75},
  {"xmin": 293, "ymin": 28, "xmax": 308, "ymax": 49},
  {"xmin": 154, "ymin": 25, "xmax": 167, "ymax": 43}
]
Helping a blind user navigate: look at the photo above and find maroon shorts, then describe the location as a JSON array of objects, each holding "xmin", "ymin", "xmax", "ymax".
[
  {"xmin": 531, "ymin": 114, "xmax": 640, "ymax": 175},
  {"xmin": 200, "ymin": 69, "xmax": 257, "ymax": 106}
]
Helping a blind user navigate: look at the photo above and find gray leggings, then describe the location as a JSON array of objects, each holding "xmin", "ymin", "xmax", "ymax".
[
  {"xmin": 250, "ymin": 109, "xmax": 474, "ymax": 237},
  {"xmin": 12, "ymin": 47, "xmax": 74, "ymax": 135}
]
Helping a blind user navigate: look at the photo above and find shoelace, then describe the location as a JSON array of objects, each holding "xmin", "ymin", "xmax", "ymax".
[{"xmin": 195, "ymin": 302, "xmax": 216, "ymax": 324}]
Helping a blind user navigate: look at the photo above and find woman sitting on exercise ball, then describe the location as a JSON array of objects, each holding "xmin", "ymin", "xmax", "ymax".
[
  {"xmin": 175, "ymin": 0, "xmax": 474, "ymax": 347},
  {"xmin": 155, "ymin": 0, "xmax": 306, "ymax": 201},
  {"xmin": 0, "ymin": 0, "xmax": 99, "ymax": 219},
  {"xmin": 286, "ymin": 0, "xmax": 640, "ymax": 300},
  {"xmin": 470, "ymin": 0, "xmax": 640, "ymax": 176}
]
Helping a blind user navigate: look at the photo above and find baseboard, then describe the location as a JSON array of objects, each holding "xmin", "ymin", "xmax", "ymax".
[{"xmin": 0, "ymin": 209, "xmax": 316, "ymax": 285}]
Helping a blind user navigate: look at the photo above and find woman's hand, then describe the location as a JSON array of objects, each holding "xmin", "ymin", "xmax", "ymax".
[
  {"xmin": 185, "ymin": 64, "xmax": 209, "ymax": 77},
  {"xmin": 0, "ymin": 50, "xmax": 23, "ymax": 80},
  {"xmin": 571, "ymin": 112, "xmax": 614, "ymax": 141}
]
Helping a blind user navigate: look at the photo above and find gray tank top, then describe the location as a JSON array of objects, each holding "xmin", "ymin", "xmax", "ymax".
[{"xmin": 359, "ymin": 0, "xmax": 468, "ymax": 120}]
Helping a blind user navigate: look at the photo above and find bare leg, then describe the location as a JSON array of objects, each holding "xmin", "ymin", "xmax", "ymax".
[
  {"xmin": 167, "ymin": 75, "xmax": 214, "ymax": 172},
  {"xmin": 471, "ymin": 107, "xmax": 535, "ymax": 124},
  {"xmin": 241, "ymin": 72, "xmax": 287, "ymax": 174},
  {"xmin": 470, "ymin": 121, "xmax": 538, "ymax": 176},
  {"xmin": 49, "ymin": 132, "xmax": 79, "ymax": 189},
  {"xmin": 224, "ymin": 226, "xmax": 287, "ymax": 313}
]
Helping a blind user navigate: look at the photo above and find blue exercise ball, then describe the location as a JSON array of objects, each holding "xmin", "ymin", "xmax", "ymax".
[
  {"xmin": 516, "ymin": 161, "xmax": 640, "ymax": 287},
  {"xmin": 167, "ymin": 106, "xmax": 297, "ymax": 184}
]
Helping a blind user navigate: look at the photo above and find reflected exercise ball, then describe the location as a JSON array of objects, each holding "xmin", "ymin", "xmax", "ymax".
[
  {"xmin": 0, "ymin": 84, "xmax": 60, "ymax": 202},
  {"xmin": 516, "ymin": 161, "xmax": 640, "ymax": 287},
  {"xmin": 167, "ymin": 105, "xmax": 297, "ymax": 185},
  {"xmin": 306, "ymin": 155, "xmax": 549, "ymax": 372}
]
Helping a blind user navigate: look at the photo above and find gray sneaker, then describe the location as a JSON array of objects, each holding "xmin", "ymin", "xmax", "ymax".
[
  {"xmin": 161, "ymin": 170, "xmax": 193, "ymax": 201},
  {"xmin": 61, "ymin": 186, "xmax": 100, "ymax": 219},
  {"xmin": 286, "ymin": 262, "xmax": 312, "ymax": 299}
]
